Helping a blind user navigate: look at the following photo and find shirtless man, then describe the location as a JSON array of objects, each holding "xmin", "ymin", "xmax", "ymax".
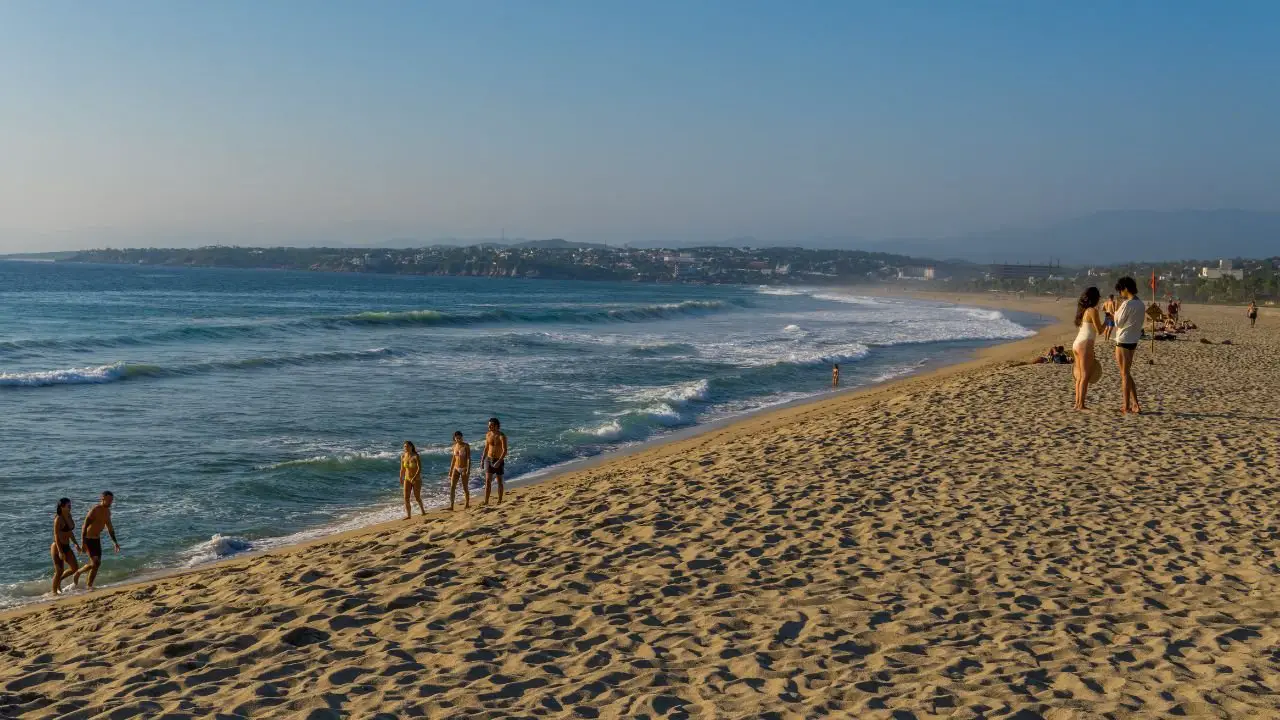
[
  {"xmin": 1101, "ymin": 294, "xmax": 1117, "ymax": 340},
  {"xmin": 831, "ymin": 363, "xmax": 840, "ymax": 388},
  {"xmin": 482, "ymin": 417, "xmax": 508, "ymax": 506},
  {"xmin": 73, "ymin": 491, "xmax": 120, "ymax": 590}
]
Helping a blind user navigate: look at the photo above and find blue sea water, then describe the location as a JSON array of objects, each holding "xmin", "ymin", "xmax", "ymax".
[{"xmin": 0, "ymin": 261, "xmax": 1044, "ymax": 607}]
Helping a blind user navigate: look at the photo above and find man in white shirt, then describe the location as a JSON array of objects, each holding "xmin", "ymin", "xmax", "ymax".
[{"xmin": 1112, "ymin": 276, "xmax": 1145, "ymax": 414}]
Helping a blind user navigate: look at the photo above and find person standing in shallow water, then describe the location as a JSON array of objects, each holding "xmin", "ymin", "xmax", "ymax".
[
  {"xmin": 399, "ymin": 440, "xmax": 426, "ymax": 519},
  {"xmin": 832, "ymin": 363, "xmax": 840, "ymax": 388},
  {"xmin": 448, "ymin": 432, "xmax": 471, "ymax": 511},
  {"xmin": 74, "ymin": 491, "xmax": 120, "ymax": 590},
  {"xmin": 50, "ymin": 498, "xmax": 82, "ymax": 595},
  {"xmin": 482, "ymin": 417, "xmax": 508, "ymax": 506}
]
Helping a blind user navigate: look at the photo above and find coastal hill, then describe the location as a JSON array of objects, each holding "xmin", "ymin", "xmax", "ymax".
[{"xmin": 624, "ymin": 210, "xmax": 1280, "ymax": 266}]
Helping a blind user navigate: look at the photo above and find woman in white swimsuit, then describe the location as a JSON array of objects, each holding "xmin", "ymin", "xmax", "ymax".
[{"xmin": 1072, "ymin": 286, "xmax": 1106, "ymax": 410}]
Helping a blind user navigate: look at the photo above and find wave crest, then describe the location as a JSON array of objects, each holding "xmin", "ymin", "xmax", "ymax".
[{"xmin": 0, "ymin": 348, "xmax": 393, "ymax": 389}]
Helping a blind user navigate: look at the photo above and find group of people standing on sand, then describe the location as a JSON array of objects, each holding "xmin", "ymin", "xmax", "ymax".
[
  {"xmin": 50, "ymin": 491, "xmax": 121, "ymax": 595},
  {"xmin": 398, "ymin": 417, "xmax": 509, "ymax": 518},
  {"xmin": 1071, "ymin": 276, "xmax": 1145, "ymax": 412}
]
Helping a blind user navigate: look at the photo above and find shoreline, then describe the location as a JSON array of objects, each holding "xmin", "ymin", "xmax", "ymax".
[
  {"xmin": 5, "ymin": 295, "xmax": 1275, "ymax": 718},
  {"xmin": 0, "ymin": 293, "xmax": 1067, "ymax": 620}
]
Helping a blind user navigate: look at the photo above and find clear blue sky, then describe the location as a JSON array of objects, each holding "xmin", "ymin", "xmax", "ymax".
[{"xmin": 2, "ymin": 1, "xmax": 1277, "ymax": 251}]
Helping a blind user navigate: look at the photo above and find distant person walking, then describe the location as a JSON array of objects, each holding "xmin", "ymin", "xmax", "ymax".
[
  {"xmin": 831, "ymin": 363, "xmax": 840, "ymax": 388},
  {"xmin": 1072, "ymin": 287, "xmax": 1105, "ymax": 410},
  {"xmin": 1112, "ymin": 277, "xmax": 1145, "ymax": 414},
  {"xmin": 482, "ymin": 418, "xmax": 508, "ymax": 506},
  {"xmin": 50, "ymin": 498, "xmax": 82, "ymax": 595},
  {"xmin": 448, "ymin": 431, "xmax": 472, "ymax": 511},
  {"xmin": 1101, "ymin": 294, "xmax": 1117, "ymax": 340},
  {"xmin": 73, "ymin": 491, "xmax": 120, "ymax": 590},
  {"xmin": 1248, "ymin": 301, "xmax": 1258, "ymax": 328},
  {"xmin": 399, "ymin": 440, "xmax": 426, "ymax": 519}
]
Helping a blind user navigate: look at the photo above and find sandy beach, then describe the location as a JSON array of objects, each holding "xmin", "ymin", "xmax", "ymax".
[{"xmin": 2, "ymin": 296, "xmax": 1277, "ymax": 719}]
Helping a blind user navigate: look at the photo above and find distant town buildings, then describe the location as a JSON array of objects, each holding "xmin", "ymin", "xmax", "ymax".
[
  {"xmin": 896, "ymin": 266, "xmax": 936, "ymax": 281},
  {"xmin": 988, "ymin": 264, "xmax": 1057, "ymax": 281},
  {"xmin": 1199, "ymin": 259, "xmax": 1244, "ymax": 280}
]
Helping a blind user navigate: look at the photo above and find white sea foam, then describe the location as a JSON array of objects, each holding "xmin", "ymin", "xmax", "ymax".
[
  {"xmin": 619, "ymin": 378, "xmax": 711, "ymax": 406},
  {"xmin": 783, "ymin": 324, "xmax": 803, "ymax": 333},
  {"xmin": 0, "ymin": 361, "xmax": 143, "ymax": 387},
  {"xmin": 579, "ymin": 419, "xmax": 624, "ymax": 439},
  {"xmin": 636, "ymin": 403, "xmax": 684, "ymax": 424},
  {"xmin": 182, "ymin": 534, "xmax": 256, "ymax": 567},
  {"xmin": 256, "ymin": 446, "xmax": 447, "ymax": 471}
]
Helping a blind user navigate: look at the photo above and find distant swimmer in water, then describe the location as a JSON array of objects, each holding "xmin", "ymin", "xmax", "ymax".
[
  {"xmin": 50, "ymin": 498, "xmax": 82, "ymax": 595},
  {"xmin": 448, "ymin": 431, "xmax": 471, "ymax": 511},
  {"xmin": 400, "ymin": 440, "xmax": 426, "ymax": 519},
  {"xmin": 832, "ymin": 363, "xmax": 840, "ymax": 388},
  {"xmin": 73, "ymin": 491, "xmax": 119, "ymax": 590},
  {"xmin": 482, "ymin": 417, "xmax": 508, "ymax": 506}
]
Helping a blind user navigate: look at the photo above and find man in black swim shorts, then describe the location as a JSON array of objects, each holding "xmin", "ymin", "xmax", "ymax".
[
  {"xmin": 75, "ymin": 491, "xmax": 120, "ymax": 590},
  {"xmin": 482, "ymin": 417, "xmax": 508, "ymax": 506},
  {"xmin": 1111, "ymin": 277, "xmax": 1145, "ymax": 414}
]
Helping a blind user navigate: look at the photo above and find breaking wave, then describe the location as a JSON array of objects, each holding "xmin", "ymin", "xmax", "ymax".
[
  {"xmin": 0, "ymin": 300, "xmax": 746, "ymax": 356},
  {"xmin": 0, "ymin": 348, "xmax": 393, "ymax": 389}
]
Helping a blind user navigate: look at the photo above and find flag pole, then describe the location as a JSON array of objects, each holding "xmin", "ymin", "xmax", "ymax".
[{"xmin": 1148, "ymin": 270, "xmax": 1157, "ymax": 365}]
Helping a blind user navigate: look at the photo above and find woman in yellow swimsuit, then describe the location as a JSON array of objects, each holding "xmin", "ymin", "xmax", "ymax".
[
  {"xmin": 448, "ymin": 431, "xmax": 471, "ymax": 511},
  {"xmin": 399, "ymin": 441, "xmax": 426, "ymax": 519}
]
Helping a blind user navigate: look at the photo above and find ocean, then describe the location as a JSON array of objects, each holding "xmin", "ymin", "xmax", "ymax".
[{"xmin": 0, "ymin": 261, "xmax": 1044, "ymax": 607}]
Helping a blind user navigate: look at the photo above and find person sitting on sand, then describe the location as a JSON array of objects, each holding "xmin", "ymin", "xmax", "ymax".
[
  {"xmin": 1072, "ymin": 287, "xmax": 1105, "ymax": 410},
  {"xmin": 400, "ymin": 440, "xmax": 426, "ymax": 519},
  {"xmin": 73, "ymin": 491, "xmax": 119, "ymax": 590},
  {"xmin": 482, "ymin": 417, "xmax": 508, "ymax": 506},
  {"xmin": 448, "ymin": 431, "xmax": 472, "ymax": 511},
  {"xmin": 1112, "ymin": 277, "xmax": 1145, "ymax": 414},
  {"xmin": 50, "ymin": 498, "xmax": 82, "ymax": 595},
  {"xmin": 1248, "ymin": 301, "xmax": 1258, "ymax": 328}
]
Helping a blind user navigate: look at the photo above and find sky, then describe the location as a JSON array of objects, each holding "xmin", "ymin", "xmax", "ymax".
[{"xmin": 2, "ymin": 1, "xmax": 1279, "ymax": 252}]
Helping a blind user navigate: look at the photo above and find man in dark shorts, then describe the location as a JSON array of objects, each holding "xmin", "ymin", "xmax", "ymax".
[
  {"xmin": 482, "ymin": 417, "xmax": 508, "ymax": 506},
  {"xmin": 1112, "ymin": 277, "xmax": 1145, "ymax": 414},
  {"xmin": 74, "ymin": 491, "xmax": 120, "ymax": 590}
]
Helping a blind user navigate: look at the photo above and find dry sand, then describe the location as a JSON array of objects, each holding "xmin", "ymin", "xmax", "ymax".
[{"xmin": 2, "ymin": 298, "xmax": 1277, "ymax": 719}]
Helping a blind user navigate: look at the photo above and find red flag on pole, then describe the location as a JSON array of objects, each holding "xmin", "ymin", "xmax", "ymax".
[{"xmin": 1149, "ymin": 270, "xmax": 1157, "ymax": 293}]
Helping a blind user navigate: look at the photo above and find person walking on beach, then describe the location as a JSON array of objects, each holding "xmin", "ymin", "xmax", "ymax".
[
  {"xmin": 448, "ymin": 431, "xmax": 472, "ymax": 511},
  {"xmin": 1112, "ymin": 277, "xmax": 1145, "ymax": 414},
  {"xmin": 73, "ymin": 491, "xmax": 119, "ymax": 590},
  {"xmin": 482, "ymin": 418, "xmax": 508, "ymax": 506},
  {"xmin": 831, "ymin": 363, "xmax": 840, "ymax": 388},
  {"xmin": 400, "ymin": 440, "xmax": 426, "ymax": 519},
  {"xmin": 1101, "ymin": 294, "xmax": 1117, "ymax": 340},
  {"xmin": 50, "ymin": 498, "xmax": 82, "ymax": 595},
  {"xmin": 1248, "ymin": 300, "xmax": 1258, "ymax": 328}
]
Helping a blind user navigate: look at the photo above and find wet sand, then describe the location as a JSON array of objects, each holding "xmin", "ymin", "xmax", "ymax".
[{"xmin": 2, "ymin": 297, "xmax": 1277, "ymax": 719}]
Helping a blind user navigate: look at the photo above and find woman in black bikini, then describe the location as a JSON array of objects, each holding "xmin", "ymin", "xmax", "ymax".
[{"xmin": 51, "ymin": 497, "xmax": 82, "ymax": 595}]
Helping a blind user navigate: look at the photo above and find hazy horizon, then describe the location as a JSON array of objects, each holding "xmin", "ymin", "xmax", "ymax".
[{"xmin": 4, "ymin": 2, "xmax": 1279, "ymax": 254}]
